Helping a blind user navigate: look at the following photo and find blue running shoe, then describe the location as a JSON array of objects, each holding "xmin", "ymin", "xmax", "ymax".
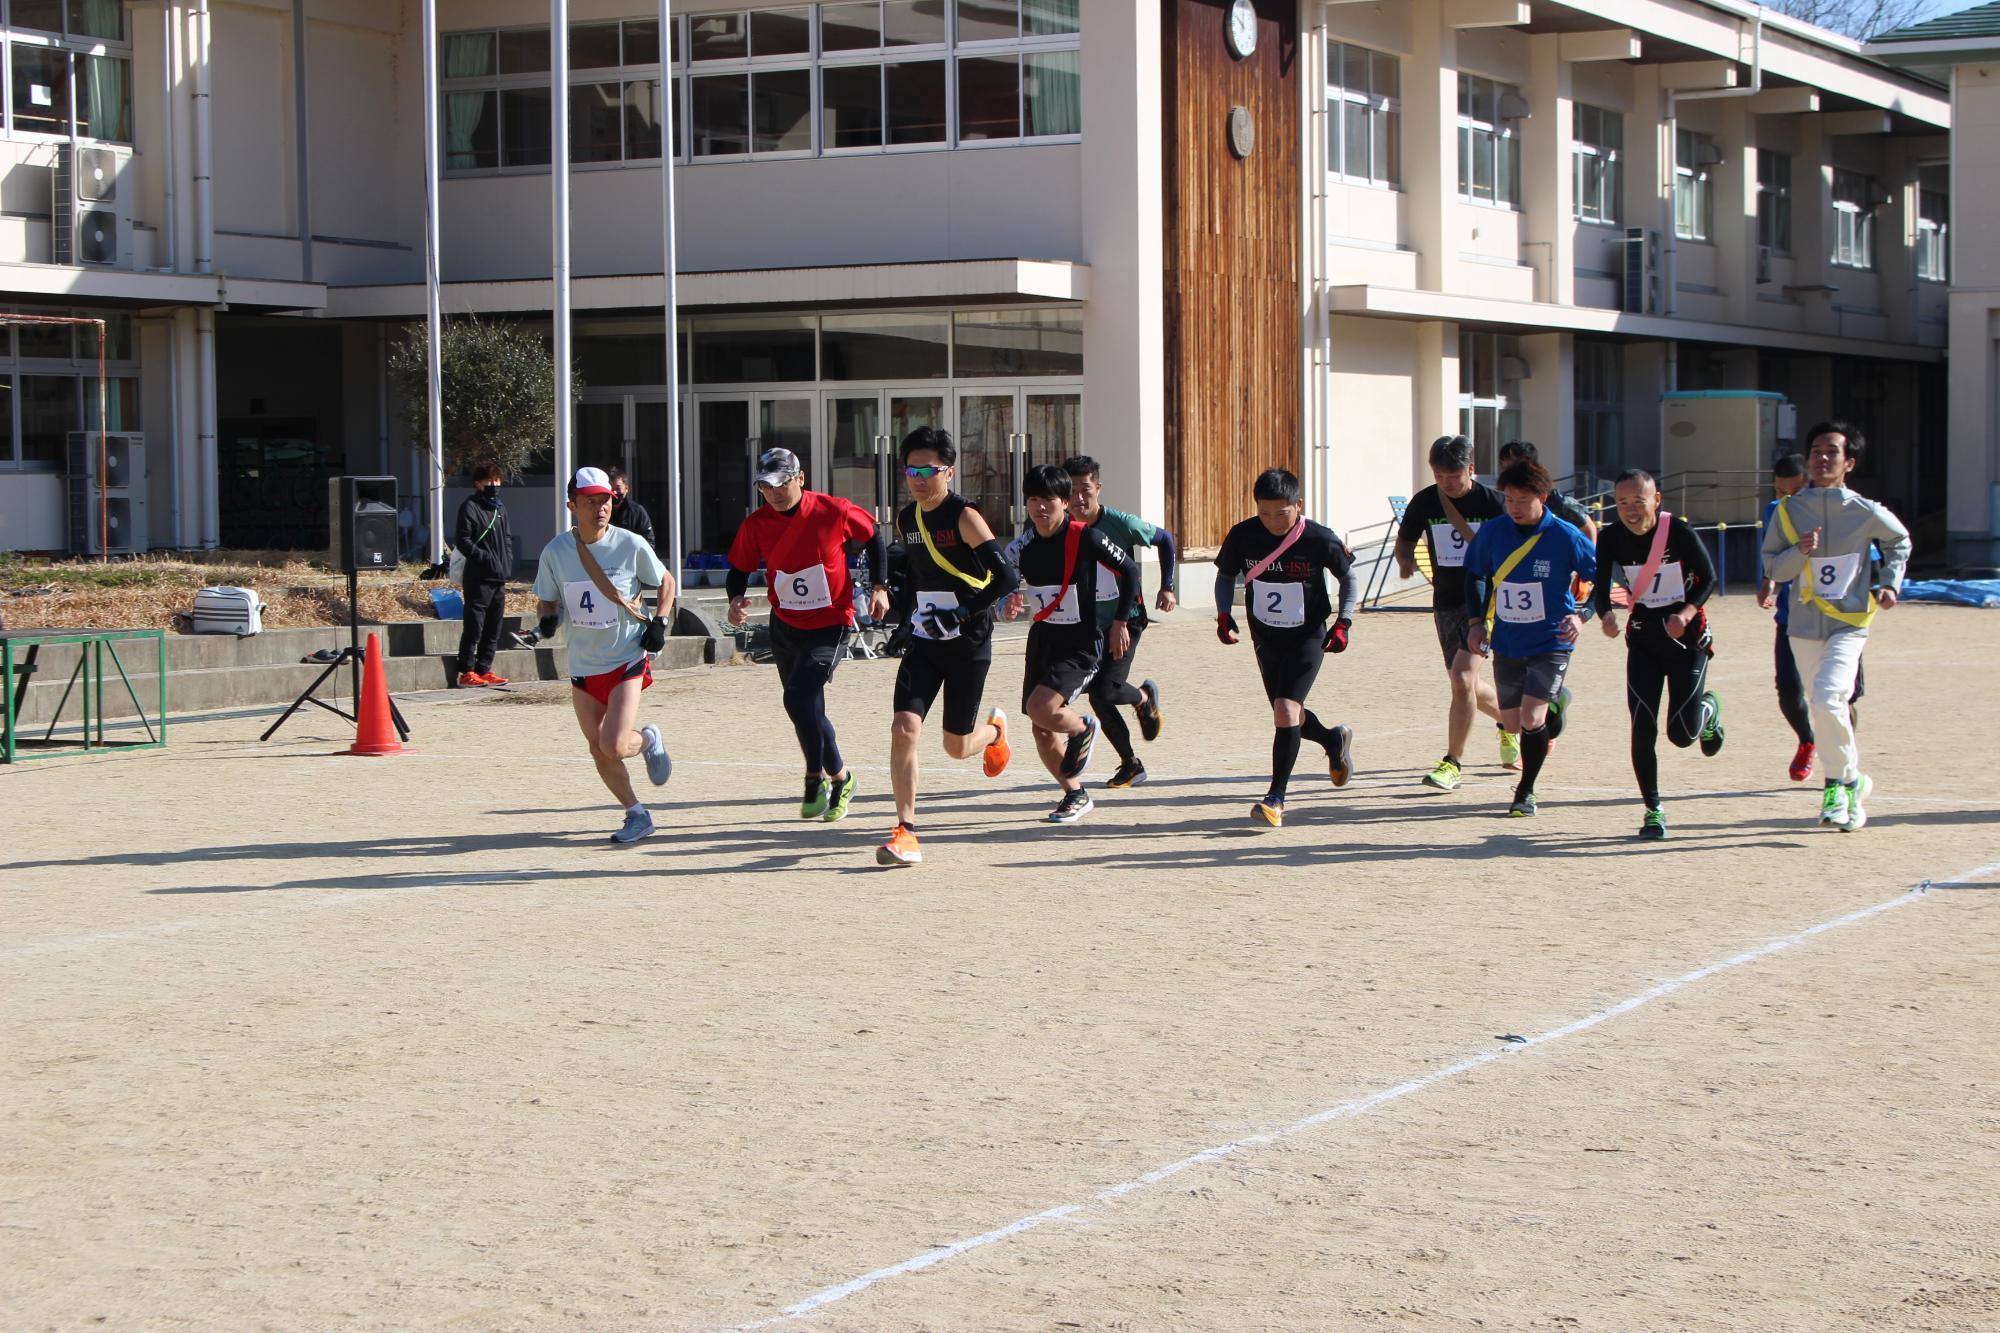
[
  {"xmin": 612, "ymin": 808, "xmax": 655, "ymax": 844},
  {"xmin": 640, "ymin": 724, "xmax": 672, "ymax": 786}
]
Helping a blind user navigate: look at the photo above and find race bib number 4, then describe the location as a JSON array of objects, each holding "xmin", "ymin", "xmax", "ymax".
[
  {"xmin": 1623, "ymin": 560, "xmax": 1687, "ymax": 610},
  {"xmin": 775, "ymin": 563, "xmax": 833, "ymax": 612},
  {"xmin": 1023, "ymin": 583, "xmax": 1081, "ymax": 625},
  {"xmin": 563, "ymin": 579, "xmax": 620, "ymax": 631},
  {"xmin": 1249, "ymin": 579, "xmax": 1307, "ymax": 629},
  {"xmin": 1430, "ymin": 519, "xmax": 1480, "ymax": 569},
  {"xmin": 1809, "ymin": 553, "xmax": 1861, "ymax": 600},
  {"xmin": 912, "ymin": 589, "xmax": 961, "ymax": 640},
  {"xmin": 1496, "ymin": 580, "xmax": 1545, "ymax": 625}
]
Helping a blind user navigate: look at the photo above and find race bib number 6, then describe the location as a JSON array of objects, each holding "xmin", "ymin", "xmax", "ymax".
[
  {"xmin": 563, "ymin": 579, "xmax": 620, "ymax": 631},
  {"xmin": 1496, "ymin": 580, "xmax": 1545, "ymax": 625},
  {"xmin": 775, "ymin": 564, "xmax": 833, "ymax": 612},
  {"xmin": 1249, "ymin": 578, "xmax": 1307, "ymax": 629}
]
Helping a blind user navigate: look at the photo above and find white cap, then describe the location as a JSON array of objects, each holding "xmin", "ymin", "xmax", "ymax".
[{"xmin": 571, "ymin": 466, "xmax": 613, "ymax": 496}]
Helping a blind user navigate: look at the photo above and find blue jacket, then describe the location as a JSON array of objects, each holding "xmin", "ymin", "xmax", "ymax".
[{"xmin": 1462, "ymin": 507, "xmax": 1599, "ymax": 657}]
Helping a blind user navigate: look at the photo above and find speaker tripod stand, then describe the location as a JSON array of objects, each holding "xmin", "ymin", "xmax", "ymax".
[{"xmin": 261, "ymin": 569, "xmax": 411, "ymax": 743}]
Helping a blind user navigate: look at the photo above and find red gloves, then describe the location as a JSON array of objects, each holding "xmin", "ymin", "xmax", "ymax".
[
  {"xmin": 1216, "ymin": 613, "xmax": 1240, "ymax": 645},
  {"xmin": 1324, "ymin": 618, "xmax": 1351, "ymax": 654}
]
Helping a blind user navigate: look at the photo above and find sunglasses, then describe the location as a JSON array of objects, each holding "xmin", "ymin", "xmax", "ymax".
[{"xmin": 904, "ymin": 464, "xmax": 948, "ymax": 479}]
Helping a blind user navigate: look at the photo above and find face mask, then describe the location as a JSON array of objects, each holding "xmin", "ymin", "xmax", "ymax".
[{"xmin": 481, "ymin": 485, "xmax": 500, "ymax": 499}]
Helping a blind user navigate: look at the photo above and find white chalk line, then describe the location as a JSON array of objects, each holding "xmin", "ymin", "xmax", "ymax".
[{"xmin": 731, "ymin": 858, "xmax": 1999, "ymax": 1330}]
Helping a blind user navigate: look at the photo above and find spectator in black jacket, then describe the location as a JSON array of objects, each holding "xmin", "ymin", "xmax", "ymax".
[
  {"xmin": 454, "ymin": 462, "xmax": 515, "ymax": 686},
  {"xmin": 608, "ymin": 467, "xmax": 657, "ymax": 551}
]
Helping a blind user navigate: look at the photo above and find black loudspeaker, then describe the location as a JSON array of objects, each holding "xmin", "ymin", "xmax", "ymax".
[{"xmin": 329, "ymin": 475, "xmax": 399, "ymax": 572}]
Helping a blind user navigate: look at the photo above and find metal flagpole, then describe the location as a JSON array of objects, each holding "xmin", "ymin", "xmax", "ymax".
[
  {"xmin": 420, "ymin": 0, "xmax": 446, "ymax": 564},
  {"xmin": 659, "ymin": 0, "xmax": 682, "ymax": 595},
  {"xmin": 552, "ymin": 0, "xmax": 573, "ymax": 533}
]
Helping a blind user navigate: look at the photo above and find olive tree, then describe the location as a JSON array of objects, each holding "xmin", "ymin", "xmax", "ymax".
[{"xmin": 388, "ymin": 318, "xmax": 585, "ymax": 478}]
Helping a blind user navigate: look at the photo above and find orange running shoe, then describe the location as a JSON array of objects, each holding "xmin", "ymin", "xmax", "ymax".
[
  {"xmin": 477, "ymin": 671, "xmax": 509, "ymax": 686},
  {"xmin": 456, "ymin": 671, "xmax": 485, "ymax": 688},
  {"xmin": 876, "ymin": 824, "xmax": 922, "ymax": 867},
  {"xmin": 982, "ymin": 706, "xmax": 1012, "ymax": 778}
]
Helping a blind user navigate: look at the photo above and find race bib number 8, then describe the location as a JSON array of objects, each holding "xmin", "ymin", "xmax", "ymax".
[
  {"xmin": 1249, "ymin": 579, "xmax": 1307, "ymax": 629},
  {"xmin": 1809, "ymin": 553, "xmax": 1861, "ymax": 600},
  {"xmin": 775, "ymin": 564, "xmax": 833, "ymax": 612},
  {"xmin": 1431, "ymin": 520, "xmax": 1479, "ymax": 569},
  {"xmin": 563, "ymin": 579, "xmax": 620, "ymax": 631},
  {"xmin": 912, "ymin": 590, "xmax": 961, "ymax": 640},
  {"xmin": 1623, "ymin": 560, "xmax": 1687, "ymax": 610},
  {"xmin": 1496, "ymin": 580, "xmax": 1545, "ymax": 625},
  {"xmin": 1023, "ymin": 583, "xmax": 1081, "ymax": 625}
]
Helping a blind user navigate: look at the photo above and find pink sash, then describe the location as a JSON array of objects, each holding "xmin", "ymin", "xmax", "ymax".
[
  {"xmin": 1244, "ymin": 520, "xmax": 1306, "ymax": 584},
  {"xmin": 1630, "ymin": 511, "xmax": 1674, "ymax": 605}
]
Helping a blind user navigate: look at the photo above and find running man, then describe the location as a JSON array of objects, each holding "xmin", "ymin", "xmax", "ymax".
[
  {"xmin": 1759, "ymin": 421, "xmax": 1910, "ymax": 832},
  {"xmin": 532, "ymin": 466, "xmax": 676, "ymax": 844},
  {"xmin": 1043, "ymin": 455, "xmax": 1176, "ymax": 788},
  {"xmin": 878, "ymin": 427, "xmax": 1021, "ymax": 866},
  {"xmin": 1395, "ymin": 434, "xmax": 1517, "ymax": 789},
  {"xmin": 1499, "ymin": 440, "xmax": 1600, "ymax": 541},
  {"xmin": 1462, "ymin": 457, "xmax": 1598, "ymax": 818},
  {"xmin": 726, "ymin": 447, "xmax": 890, "ymax": 823},
  {"xmin": 1213, "ymin": 468, "xmax": 1358, "ymax": 827},
  {"xmin": 1757, "ymin": 452, "xmax": 1865, "ymax": 782},
  {"xmin": 1001, "ymin": 465, "xmax": 1143, "ymax": 823},
  {"xmin": 1594, "ymin": 469, "xmax": 1724, "ymax": 839}
]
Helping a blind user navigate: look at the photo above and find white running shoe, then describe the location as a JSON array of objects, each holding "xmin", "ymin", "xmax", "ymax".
[{"xmin": 1839, "ymin": 774, "xmax": 1872, "ymax": 832}]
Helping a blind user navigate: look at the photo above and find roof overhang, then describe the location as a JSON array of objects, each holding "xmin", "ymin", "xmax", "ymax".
[
  {"xmin": 1866, "ymin": 37, "xmax": 2000, "ymax": 68},
  {"xmin": 0, "ymin": 261, "xmax": 326, "ymax": 313},
  {"xmin": 1326, "ymin": 284, "xmax": 1944, "ymax": 364},
  {"xmin": 318, "ymin": 259, "xmax": 1089, "ymax": 321}
]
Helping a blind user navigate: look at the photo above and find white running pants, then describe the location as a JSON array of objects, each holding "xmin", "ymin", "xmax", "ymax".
[{"xmin": 1788, "ymin": 628, "xmax": 1866, "ymax": 783}]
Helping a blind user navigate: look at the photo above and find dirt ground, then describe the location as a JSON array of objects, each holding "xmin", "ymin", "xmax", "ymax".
[{"xmin": 3, "ymin": 598, "xmax": 1997, "ymax": 1332}]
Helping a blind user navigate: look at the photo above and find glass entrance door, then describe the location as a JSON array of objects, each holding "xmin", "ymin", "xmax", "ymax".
[
  {"xmin": 577, "ymin": 400, "xmax": 630, "ymax": 478},
  {"xmin": 824, "ymin": 390, "xmax": 945, "ymax": 523},
  {"xmin": 953, "ymin": 388, "xmax": 1082, "ymax": 540},
  {"xmin": 695, "ymin": 396, "xmax": 753, "ymax": 555}
]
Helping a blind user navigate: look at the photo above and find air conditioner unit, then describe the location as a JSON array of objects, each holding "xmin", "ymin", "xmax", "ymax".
[
  {"xmin": 51, "ymin": 144, "xmax": 134, "ymax": 269},
  {"xmin": 67, "ymin": 431, "xmax": 146, "ymax": 554},
  {"xmin": 1621, "ymin": 227, "xmax": 1662, "ymax": 314}
]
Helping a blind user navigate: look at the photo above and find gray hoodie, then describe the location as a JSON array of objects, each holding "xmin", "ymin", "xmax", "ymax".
[{"xmin": 1760, "ymin": 485, "xmax": 1910, "ymax": 640}]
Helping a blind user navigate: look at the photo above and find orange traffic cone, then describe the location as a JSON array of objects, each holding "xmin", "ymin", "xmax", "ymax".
[{"xmin": 348, "ymin": 632, "xmax": 403, "ymax": 756}]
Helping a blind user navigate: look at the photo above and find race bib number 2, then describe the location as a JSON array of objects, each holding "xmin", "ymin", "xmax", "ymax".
[
  {"xmin": 563, "ymin": 579, "xmax": 620, "ymax": 631},
  {"xmin": 1249, "ymin": 579, "xmax": 1306, "ymax": 629},
  {"xmin": 1496, "ymin": 580, "xmax": 1545, "ymax": 625},
  {"xmin": 912, "ymin": 590, "xmax": 961, "ymax": 640}
]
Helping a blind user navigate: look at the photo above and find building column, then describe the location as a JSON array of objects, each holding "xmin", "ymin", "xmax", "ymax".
[
  {"xmin": 1415, "ymin": 320, "xmax": 1457, "ymax": 452},
  {"xmin": 1522, "ymin": 34, "xmax": 1571, "ymax": 306},
  {"xmin": 1717, "ymin": 96, "xmax": 1754, "ymax": 326},
  {"xmin": 1405, "ymin": 0, "xmax": 1458, "ymax": 294},
  {"xmin": 1079, "ymin": 0, "xmax": 1165, "ymax": 521},
  {"xmin": 1518, "ymin": 332, "xmax": 1572, "ymax": 472}
]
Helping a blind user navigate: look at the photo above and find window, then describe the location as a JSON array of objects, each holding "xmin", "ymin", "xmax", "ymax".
[
  {"xmin": 1457, "ymin": 75, "xmax": 1520, "ymax": 207},
  {"xmin": 1572, "ymin": 104, "xmax": 1621, "ymax": 225},
  {"xmin": 1916, "ymin": 164, "xmax": 1948, "ymax": 284},
  {"xmin": 1326, "ymin": 40, "xmax": 1399, "ymax": 187},
  {"xmin": 1674, "ymin": 129, "xmax": 1716, "ymax": 242},
  {"xmin": 1832, "ymin": 168, "xmax": 1875, "ymax": 271},
  {"xmin": 953, "ymin": 308, "xmax": 1083, "ymax": 376},
  {"xmin": 0, "ymin": 307, "xmax": 139, "ymax": 471},
  {"xmin": 1573, "ymin": 339, "xmax": 1624, "ymax": 483},
  {"xmin": 3, "ymin": 4, "xmax": 133, "ymax": 143},
  {"xmin": 1456, "ymin": 330, "xmax": 1521, "ymax": 476},
  {"xmin": 1757, "ymin": 151, "xmax": 1791, "ymax": 256},
  {"xmin": 821, "ymin": 312, "xmax": 950, "ymax": 379},
  {"xmin": 442, "ymin": 4, "xmax": 1080, "ymax": 173}
]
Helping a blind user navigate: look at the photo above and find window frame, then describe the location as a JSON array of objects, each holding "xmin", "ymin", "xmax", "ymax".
[
  {"xmin": 1831, "ymin": 167, "xmax": 1876, "ymax": 272},
  {"xmin": 1456, "ymin": 329, "xmax": 1522, "ymax": 476},
  {"xmin": 1915, "ymin": 164, "xmax": 1948, "ymax": 285},
  {"xmin": 0, "ymin": 305, "xmax": 141, "ymax": 473},
  {"xmin": 1571, "ymin": 103, "xmax": 1622, "ymax": 226},
  {"xmin": 1325, "ymin": 39, "xmax": 1400, "ymax": 189},
  {"xmin": 3, "ymin": 11, "xmax": 135, "ymax": 146},
  {"xmin": 1673, "ymin": 128, "xmax": 1715, "ymax": 243},
  {"xmin": 1756, "ymin": 150, "xmax": 1792, "ymax": 257},
  {"xmin": 1572, "ymin": 338, "xmax": 1624, "ymax": 484}
]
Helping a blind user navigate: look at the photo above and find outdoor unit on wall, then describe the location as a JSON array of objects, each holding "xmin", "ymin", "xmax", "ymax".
[
  {"xmin": 1621, "ymin": 227, "xmax": 1662, "ymax": 314},
  {"xmin": 51, "ymin": 144, "xmax": 134, "ymax": 269},
  {"xmin": 66, "ymin": 430, "xmax": 147, "ymax": 555}
]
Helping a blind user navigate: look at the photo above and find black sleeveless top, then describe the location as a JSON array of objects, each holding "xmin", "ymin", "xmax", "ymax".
[{"xmin": 895, "ymin": 494, "xmax": 996, "ymax": 646}]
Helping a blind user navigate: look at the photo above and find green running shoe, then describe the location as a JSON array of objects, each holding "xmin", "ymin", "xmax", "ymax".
[
  {"xmin": 1818, "ymin": 782, "xmax": 1849, "ymax": 829},
  {"xmin": 822, "ymin": 770, "xmax": 857, "ymax": 822},
  {"xmin": 1639, "ymin": 807, "xmax": 1667, "ymax": 840},
  {"xmin": 800, "ymin": 777, "xmax": 831, "ymax": 819},
  {"xmin": 1839, "ymin": 773, "xmax": 1872, "ymax": 832},
  {"xmin": 1698, "ymin": 691, "xmax": 1725, "ymax": 757},
  {"xmin": 1498, "ymin": 727, "xmax": 1522, "ymax": 770},
  {"xmin": 1422, "ymin": 757, "xmax": 1462, "ymax": 791}
]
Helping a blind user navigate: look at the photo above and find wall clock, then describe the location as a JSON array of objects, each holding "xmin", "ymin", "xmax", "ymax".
[{"xmin": 1227, "ymin": 0, "xmax": 1257, "ymax": 60}]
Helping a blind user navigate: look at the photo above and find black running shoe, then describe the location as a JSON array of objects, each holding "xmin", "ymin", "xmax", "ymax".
[
  {"xmin": 1106, "ymin": 759, "xmax": 1148, "ymax": 789},
  {"xmin": 1136, "ymin": 679, "xmax": 1164, "ymax": 743},
  {"xmin": 1060, "ymin": 715, "xmax": 1100, "ymax": 779},
  {"xmin": 1048, "ymin": 789, "xmax": 1094, "ymax": 824},
  {"xmin": 1327, "ymin": 724, "xmax": 1355, "ymax": 787}
]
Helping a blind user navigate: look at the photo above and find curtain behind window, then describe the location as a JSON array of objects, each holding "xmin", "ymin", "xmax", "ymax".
[
  {"xmin": 444, "ymin": 34, "xmax": 492, "ymax": 168},
  {"xmin": 79, "ymin": 54, "xmax": 128, "ymax": 142}
]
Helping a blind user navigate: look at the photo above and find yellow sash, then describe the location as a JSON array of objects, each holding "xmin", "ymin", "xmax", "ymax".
[
  {"xmin": 915, "ymin": 501, "xmax": 992, "ymax": 592},
  {"xmin": 1775, "ymin": 496, "xmax": 1874, "ymax": 629},
  {"xmin": 1483, "ymin": 533, "xmax": 1543, "ymax": 635}
]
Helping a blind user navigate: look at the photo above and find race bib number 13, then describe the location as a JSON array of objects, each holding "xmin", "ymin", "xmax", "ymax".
[{"xmin": 1496, "ymin": 580, "xmax": 1544, "ymax": 625}]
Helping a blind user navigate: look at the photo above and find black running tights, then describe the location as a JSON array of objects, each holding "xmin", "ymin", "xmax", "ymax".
[{"xmin": 1628, "ymin": 644, "xmax": 1711, "ymax": 806}]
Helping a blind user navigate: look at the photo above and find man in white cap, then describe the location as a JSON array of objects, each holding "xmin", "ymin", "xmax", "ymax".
[{"xmin": 532, "ymin": 466, "xmax": 677, "ymax": 843}]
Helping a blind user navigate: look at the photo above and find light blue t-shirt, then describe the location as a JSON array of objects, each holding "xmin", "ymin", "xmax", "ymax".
[{"xmin": 533, "ymin": 526, "xmax": 667, "ymax": 679}]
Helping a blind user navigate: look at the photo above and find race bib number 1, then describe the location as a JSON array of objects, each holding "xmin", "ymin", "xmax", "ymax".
[
  {"xmin": 1496, "ymin": 580, "xmax": 1545, "ymax": 625},
  {"xmin": 775, "ymin": 564, "xmax": 833, "ymax": 612},
  {"xmin": 1249, "ymin": 579, "xmax": 1307, "ymax": 629},
  {"xmin": 563, "ymin": 579, "xmax": 620, "ymax": 631}
]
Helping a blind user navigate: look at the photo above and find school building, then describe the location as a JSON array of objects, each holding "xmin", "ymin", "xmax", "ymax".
[{"xmin": 0, "ymin": 0, "xmax": 1970, "ymax": 566}]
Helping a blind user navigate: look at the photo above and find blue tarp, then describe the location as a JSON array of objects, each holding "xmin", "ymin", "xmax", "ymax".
[{"xmin": 1898, "ymin": 580, "xmax": 2000, "ymax": 608}]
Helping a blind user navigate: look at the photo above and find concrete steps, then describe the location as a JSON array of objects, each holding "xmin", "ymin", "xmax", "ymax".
[{"xmin": 6, "ymin": 619, "xmax": 714, "ymax": 726}]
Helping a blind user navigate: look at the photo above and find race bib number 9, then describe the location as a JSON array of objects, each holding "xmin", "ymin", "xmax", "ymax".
[
  {"xmin": 1496, "ymin": 580, "xmax": 1545, "ymax": 625},
  {"xmin": 1023, "ymin": 583, "xmax": 1081, "ymax": 625},
  {"xmin": 1430, "ymin": 520, "xmax": 1479, "ymax": 569},
  {"xmin": 1809, "ymin": 553, "xmax": 1861, "ymax": 600},
  {"xmin": 775, "ymin": 564, "xmax": 833, "ymax": 612},
  {"xmin": 912, "ymin": 589, "xmax": 961, "ymax": 640},
  {"xmin": 1249, "ymin": 578, "xmax": 1307, "ymax": 629},
  {"xmin": 1623, "ymin": 560, "xmax": 1687, "ymax": 610},
  {"xmin": 563, "ymin": 579, "xmax": 620, "ymax": 631}
]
